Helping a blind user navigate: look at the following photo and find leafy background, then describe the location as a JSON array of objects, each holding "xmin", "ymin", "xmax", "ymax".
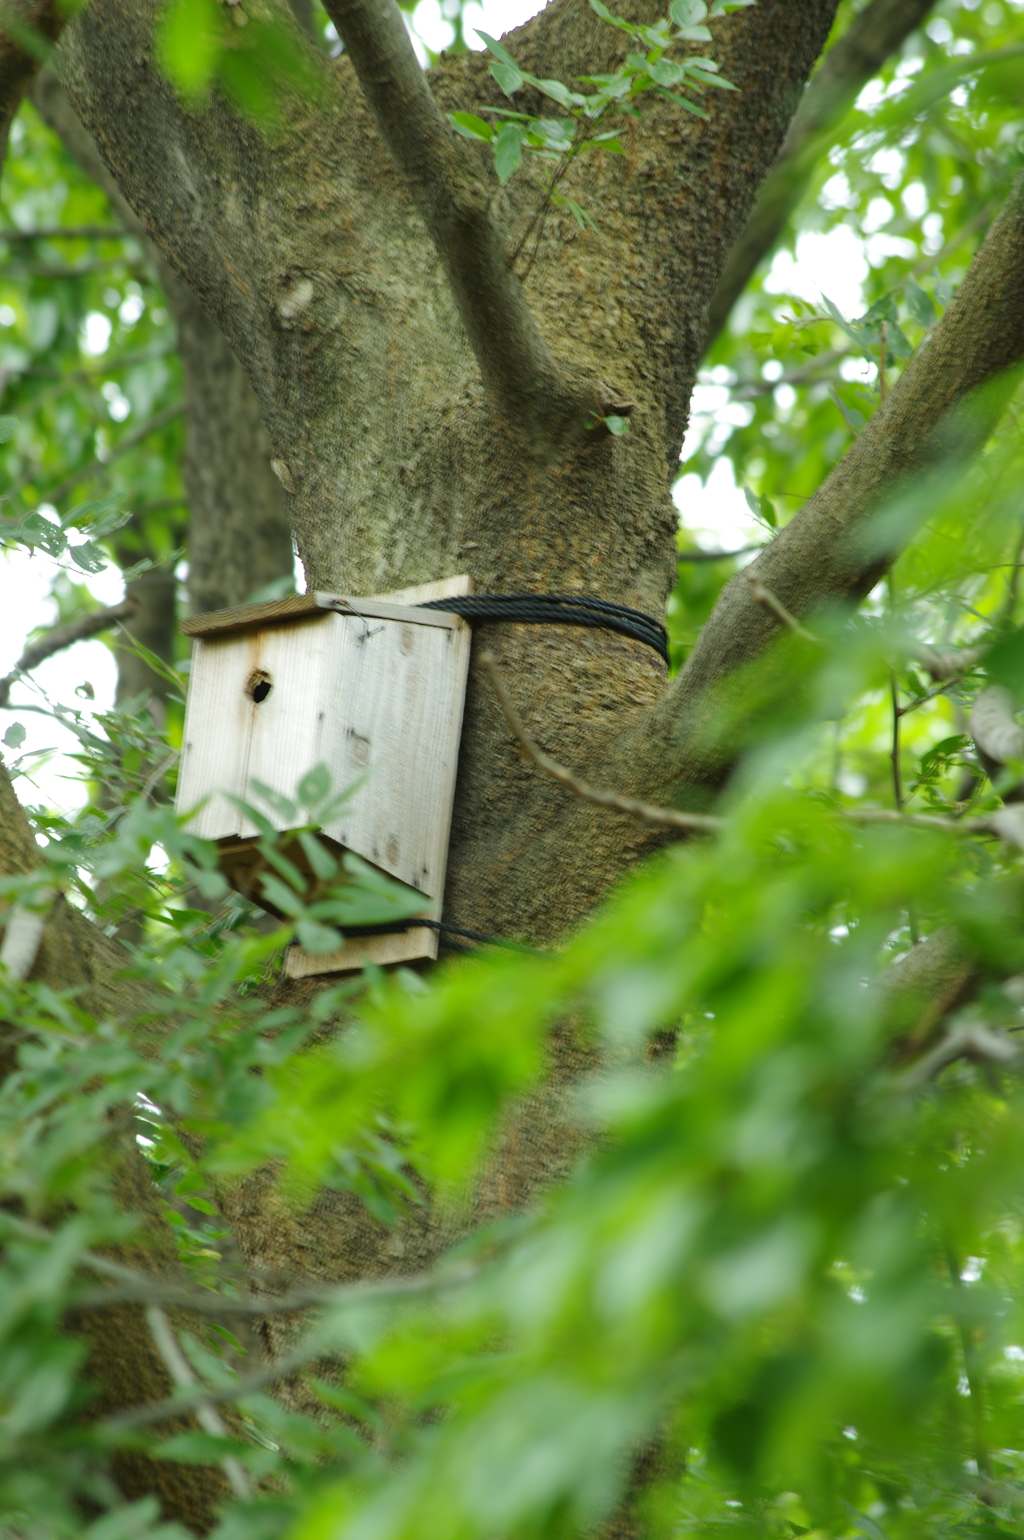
[{"xmin": 5, "ymin": 1, "xmax": 1024, "ymax": 1538}]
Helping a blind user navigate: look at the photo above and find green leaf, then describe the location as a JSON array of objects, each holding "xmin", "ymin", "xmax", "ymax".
[
  {"xmin": 821, "ymin": 294, "xmax": 864, "ymax": 349},
  {"xmin": 68, "ymin": 541, "xmax": 109, "ymax": 574},
  {"xmin": 3, "ymin": 723, "xmax": 26, "ymax": 749},
  {"xmin": 156, "ymin": 0, "xmax": 223, "ymax": 100},
  {"xmin": 490, "ymin": 61, "xmax": 524, "ymax": 97},
  {"xmin": 297, "ymin": 763, "xmax": 331, "ymax": 809},
  {"xmin": 828, "ymin": 384, "xmax": 866, "ymax": 432},
  {"xmin": 248, "ymin": 780, "xmax": 297, "ymax": 823},
  {"xmin": 296, "ymin": 918, "xmax": 343, "ymax": 954},
  {"xmin": 0, "ymin": 415, "xmax": 17, "ymax": 443},
  {"xmin": 478, "ymin": 32, "xmax": 527, "ymax": 75},
  {"xmin": 905, "ymin": 280, "xmax": 937, "ymax": 329},
  {"xmin": 450, "ymin": 112, "xmax": 495, "ymax": 143},
  {"xmin": 297, "ymin": 829, "xmax": 339, "ymax": 882},
  {"xmin": 493, "ymin": 123, "xmax": 525, "ymax": 183},
  {"xmin": 604, "ymin": 414, "xmax": 630, "ymax": 436},
  {"xmin": 258, "ymin": 872, "xmax": 305, "ymax": 919},
  {"xmin": 983, "ymin": 627, "xmax": 1024, "ymax": 697},
  {"xmin": 534, "ymin": 78, "xmax": 580, "ymax": 108},
  {"xmin": 669, "ymin": 0, "xmax": 708, "ymax": 25}
]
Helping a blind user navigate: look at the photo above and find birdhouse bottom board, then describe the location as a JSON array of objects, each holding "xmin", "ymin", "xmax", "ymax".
[{"xmin": 176, "ymin": 577, "xmax": 472, "ymax": 976}]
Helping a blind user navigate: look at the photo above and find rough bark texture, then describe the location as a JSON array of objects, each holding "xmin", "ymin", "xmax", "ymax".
[{"xmin": 704, "ymin": 0, "xmax": 937, "ymax": 348}]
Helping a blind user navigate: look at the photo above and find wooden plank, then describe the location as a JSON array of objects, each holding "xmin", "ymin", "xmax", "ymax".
[
  {"xmin": 181, "ymin": 593, "xmax": 325, "ymax": 636},
  {"xmin": 181, "ymin": 576, "xmax": 472, "ymax": 638},
  {"xmin": 282, "ymin": 925, "xmax": 439, "ymax": 978}
]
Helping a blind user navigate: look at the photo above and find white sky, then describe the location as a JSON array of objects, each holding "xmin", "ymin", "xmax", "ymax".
[{"xmin": 0, "ymin": 3, "xmax": 872, "ymax": 815}]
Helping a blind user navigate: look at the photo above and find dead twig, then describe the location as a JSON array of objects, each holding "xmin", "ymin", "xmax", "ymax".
[
  {"xmin": 480, "ymin": 652, "xmax": 724, "ymax": 836},
  {"xmin": 746, "ymin": 573, "xmax": 819, "ymax": 642},
  {"xmin": 144, "ymin": 1304, "xmax": 252, "ymax": 1500},
  {"xmin": 0, "ymin": 1211, "xmax": 457, "ymax": 1318},
  {"xmin": 677, "ymin": 543, "xmax": 764, "ymax": 563}
]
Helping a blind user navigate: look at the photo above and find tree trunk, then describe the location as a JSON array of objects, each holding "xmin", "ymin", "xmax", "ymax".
[{"xmin": 53, "ymin": 0, "xmax": 840, "ymax": 942}]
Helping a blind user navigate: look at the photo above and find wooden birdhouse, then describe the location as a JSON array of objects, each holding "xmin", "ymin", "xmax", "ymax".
[{"xmin": 175, "ymin": 576, "xmax": 472, "ymax": 977}]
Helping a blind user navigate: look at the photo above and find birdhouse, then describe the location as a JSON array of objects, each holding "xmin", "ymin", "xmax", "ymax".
[{"xmin": 175, "ymin": 576, "xmax": 472, "ymax": 977}]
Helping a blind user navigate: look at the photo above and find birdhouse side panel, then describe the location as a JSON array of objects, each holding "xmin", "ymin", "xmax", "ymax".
[
  {"xmin": 321, "ymin": 616, "xmax": 471, "ymax": 897},
  {"xmin": 177, "ymin": 616, "xmax": 334, "ymax": 842},
  {"xmin": 177, "ymin": 634, "xmax": 261, "ymax": 841},
  {"xmin": 234, "ymin": 618, "xmax": 337, "ymax": 836}
]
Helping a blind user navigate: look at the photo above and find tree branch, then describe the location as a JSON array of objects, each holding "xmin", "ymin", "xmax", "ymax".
[
  {"xmin": 646, "ymin": 169, "xmax": 1024, "ymax": 788},
  {"xmin": 0, "ymin": 599, "xmax": 138, "ymax": 708},
  {"xmin": 144, "ymin": 1306, "xmax": 253, "ymax": 1501},
  {"xmin": 704, "ymin": 0, "xmax": 936, "ymax": 348},
  {"xmin": 0, "ymin": 1, "xmax": 65, "ymax": 170},
  {"xmin": 320, "ymin": 0, "xmax": 587, "ymax": 442}
]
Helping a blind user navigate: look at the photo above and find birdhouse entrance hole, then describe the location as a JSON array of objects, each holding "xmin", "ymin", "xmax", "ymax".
[
  {"xmin": 248, "ymin": 669, "xmax": 272, "ymax": 704},
  {"xmin": 176, "ymin": 576, "xmax": 472, "ymax": 976}
]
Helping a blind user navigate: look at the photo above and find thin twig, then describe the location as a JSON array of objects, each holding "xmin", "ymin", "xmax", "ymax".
[
  {"xmin": 480, "ymin": 655, "xmax": 1024, "ymax": 847},
  {"xmin": 106, "ymin": 1263, "xmax": 479, "ymax": 1433},
  {"xmin": 677, "ymin": 543, "xmax": 764, "ymax": 563},
  {"xmin": 480, "ymin": 652, "xmax": 724, "ymax": 835},
  {"xmin": 0, "ymin": 1212, "xmax": 474, "ymax": 1319},
  {"xmin": 890, "ymin": 670, "xmax": 903, "ymax": 811},
  {"xmin": 139, "ymin": 749, "xmax": 179, "ymax": 805},
  {"xmin": 943, "ymin": 1240, "xmax": 993, "ymax": 1480},
  {"xmin": 745, "ymin": 573, "xmax": 819, "ymax": 642},
  {"xmin": 144, "ymin": 1305, "xmax": 253, "ymax": 1501},
  {"xmin": 999, "ymin": 515, "xmax": 1024, "ymax": 628},
  {"xmin": 0, "ymin": 599, "xmax": 137, "ymax": 707}
]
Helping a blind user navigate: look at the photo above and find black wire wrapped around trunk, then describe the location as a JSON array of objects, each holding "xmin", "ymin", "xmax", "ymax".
[{"xmin": 416, "ymin": 593, "xmax": 669, "ymax": 665}]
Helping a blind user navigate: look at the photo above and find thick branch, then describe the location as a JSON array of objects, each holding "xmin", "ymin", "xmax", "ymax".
[
  {"xmin": 320, "ymin": 0, "xmax": 586, "ymax": 440},
  {"xmin": 650, "ymin": 170, "xmax": 1024, "ymax": 786},
  {"xmin": 704, "ymin": 0, "xmax": 936, "ymax": 348}
]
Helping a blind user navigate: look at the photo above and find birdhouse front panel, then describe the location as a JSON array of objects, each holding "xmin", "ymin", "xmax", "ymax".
[{"xmin": 176, "ymin": 581, "xmax": 472, "ymax": 974}]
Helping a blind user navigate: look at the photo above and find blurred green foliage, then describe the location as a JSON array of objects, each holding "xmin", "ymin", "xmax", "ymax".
[{"xmin": 4, "ymin": 0, "xmax": 1024, "ymax": 1537}]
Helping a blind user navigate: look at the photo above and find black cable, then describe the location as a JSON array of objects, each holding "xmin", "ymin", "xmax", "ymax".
[
  {"xmin": 322, "ymin": 917, "xmax": 543, "ymax": 954},
  {"xmin": 417, "ymin": 593, "xmax": 668, "ymax": 665}
]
